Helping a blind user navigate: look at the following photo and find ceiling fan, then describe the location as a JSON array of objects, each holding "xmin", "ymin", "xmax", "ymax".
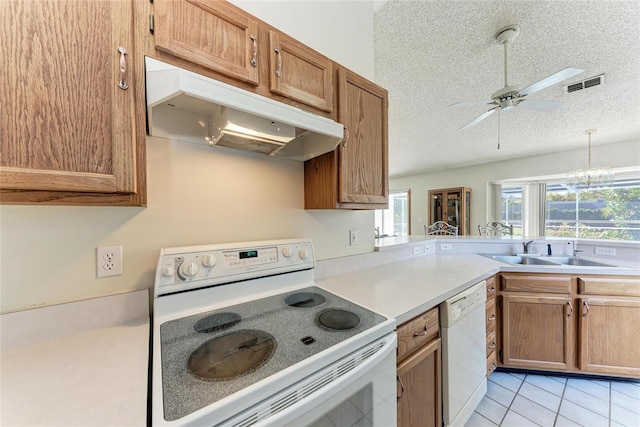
[{"xmin": 450, "ymin": 24, "xmax": 584, "ymax": 129}]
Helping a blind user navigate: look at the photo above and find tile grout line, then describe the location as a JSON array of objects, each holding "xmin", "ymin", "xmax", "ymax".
[
  {"xmin": 498, "ymin": 373, "xmax": 529, "ymax": 426},
  {"xmin": 553, "ymin": 376, "xmax": 568, "ymax": 427}
]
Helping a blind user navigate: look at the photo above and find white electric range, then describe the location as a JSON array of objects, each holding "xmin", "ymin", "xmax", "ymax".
[{"xmin": 151, "ymin": 239, "xmax": 397, "ymax": 426}]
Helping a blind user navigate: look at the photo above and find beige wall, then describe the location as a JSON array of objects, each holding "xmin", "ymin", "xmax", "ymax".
[
  {"xmin": 391, "ymin": 139, "xmax": 640, "ymax": 236},
  {"xmin": 0, "ymin": 1, "xmax": 375, "ymax": 313}
]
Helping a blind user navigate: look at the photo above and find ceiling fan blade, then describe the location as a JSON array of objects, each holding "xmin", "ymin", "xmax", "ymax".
[
  {"xmin": 518, "ymin": 99, "xmax": 565, "ymax": 112},
  {"xmin": 518, "ymin": 67, "xmax": 584, "ymax": 96},
  {"xmin": 449, "ymin": 101, "xmax": 494, "ymax": 107},
  {"xmin": 461, "ymin": 108, "xmax": 497, "ymax": 129}
]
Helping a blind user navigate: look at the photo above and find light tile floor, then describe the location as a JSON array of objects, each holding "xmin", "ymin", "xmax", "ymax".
[{"xmin": 466, "ymin": 371, "xmax": 640, "ymax": 427}]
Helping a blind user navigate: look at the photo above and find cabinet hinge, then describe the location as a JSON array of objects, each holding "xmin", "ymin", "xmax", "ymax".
[{"xmin": 149, "ymin": 14, "xmax": 154, "ymax": 34}]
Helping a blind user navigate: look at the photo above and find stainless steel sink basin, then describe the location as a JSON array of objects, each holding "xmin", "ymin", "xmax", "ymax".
[
  {"xmin": 543, "ymin": 257, "xmax": 618, "ymax": 267},
  {"xmin": 482, "ymin": 255, "xmax": 560, "ymax": 265},
  {"xmin": 480, "ymin": 254, "xmax": 618, "ymax": 267}
]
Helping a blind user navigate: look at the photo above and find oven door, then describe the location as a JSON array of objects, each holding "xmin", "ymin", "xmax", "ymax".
[{"xmin": 222, "ymin": 332, "xmax": 397, "ymax": 427}]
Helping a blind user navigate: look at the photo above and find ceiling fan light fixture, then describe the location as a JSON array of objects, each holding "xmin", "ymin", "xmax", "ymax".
[{"xmin": 566, "ymin": 129, "xmax": 614, "ymax": 192}]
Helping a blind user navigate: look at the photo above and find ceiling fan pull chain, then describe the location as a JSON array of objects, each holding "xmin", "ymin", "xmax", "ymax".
[{"xmin": 497, "ymin": 108, "xmax": 501, "ymax": 150}]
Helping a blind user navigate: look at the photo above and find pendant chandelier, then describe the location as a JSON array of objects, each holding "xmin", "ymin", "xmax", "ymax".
[{"xmin": 567, "ymin": 129, "xmax": 614, "ymax": 192}]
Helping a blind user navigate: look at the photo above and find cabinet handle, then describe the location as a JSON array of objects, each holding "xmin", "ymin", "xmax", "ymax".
[
  {"xmin": 566, "ymin": 301, "xmax": 573, "ymax": 318},
  {"xmin": 274, "ymin": 47, "xmax": 282, "ymax": 77},
  {"xmin": 397, "ymin": 375, "xmax": 404, "ymax": 401},
  {"xmin": 413, "ymin": 325, "xmax": 428, "ymax": 337},
  {"xmin": 488, "ymin": 314, "xmax": 496, "ymax": 321},
  {"xmin": 488, "ymin": 286, "xmax": 495, "ymax": 293},
  {"xmin": 117, "ymin": 46, "xmax": 128, "ymax": 90},
  {"xmin": 342, "ymin": 126, "xmax": 349, "ymax": 148},
  {"xmin": 488, "ymin": 342, "xmax": 496, "ymax": 350},
  {"xmin": 489, "ymin": 363, "xmax": 497, "ymax": 373},
  {"xmin": 250, "ymin": 34, "xmax": 257, "ymax": 67},
  {"xmin": 582, "ymin": 300, "xmax": 590, "ymax": 318}
]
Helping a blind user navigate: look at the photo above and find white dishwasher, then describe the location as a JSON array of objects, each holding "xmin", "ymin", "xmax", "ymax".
[{"xmin": 441, "ymin": 281, "xmax": 487, "ymax": 427}]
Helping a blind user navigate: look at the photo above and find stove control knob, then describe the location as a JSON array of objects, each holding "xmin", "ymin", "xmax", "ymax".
[
  {"xmin": 299, "ymin": 249, "xmax": 308, "ymax": 260},
  {"xmin": 282, "ymin": 247, "xmax": 292, "ymax": 258},
  {"xmin": 178, "ymin": 261, "xmax": 199, "ymax": 278},
  {"xmin": 202, "ymin": 254, "xmax": 217, "ymax": 268},
  {"xmin": 162, "ymin": 264, "xmax": 175, "ymax": 277}
]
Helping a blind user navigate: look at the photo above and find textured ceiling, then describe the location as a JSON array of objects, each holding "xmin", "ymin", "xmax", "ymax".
[{"xmin": 373, "ymin": 0, "xmax": 640, "ymax": 178}]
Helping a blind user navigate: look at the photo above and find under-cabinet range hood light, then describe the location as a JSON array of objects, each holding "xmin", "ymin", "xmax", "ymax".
[{"xmin": 145, "ymin": 57, "xmax": 343, "ymax": 161}]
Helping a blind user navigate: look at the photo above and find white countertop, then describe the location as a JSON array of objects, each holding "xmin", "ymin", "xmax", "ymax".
[
  {"xmin": 0, "ymin": 290, "xmax": 149, "ymax": 426},
  {"xmin": 317, "ymin": 253, "xmax": 502, "ymax": 324}
]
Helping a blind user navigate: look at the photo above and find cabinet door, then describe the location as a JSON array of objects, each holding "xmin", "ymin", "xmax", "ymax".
[
  {"xmin": 1, "ymin": 1, "xmax": 139, "ymax": 197},
  {"xmin": 154, "ymin": 0, "xmax": 259, "ymax": 85},
  {"xmin": 397, "ymin": 338, "xmax": 441, "ymax": 427},
  {"xmin": 268, "ymin": 30, "xmax": 333, "ymax": 112},
  {"xmin": 502, "ymin": 294, "xmax": 575, "ymax": 370},
  {"xmin": 579, "ymin": 297, "xmax": 640, "ymax": 377},
  {"xmin": 337, "ymin": 68, "xmax": 388, "ymax": 207}
]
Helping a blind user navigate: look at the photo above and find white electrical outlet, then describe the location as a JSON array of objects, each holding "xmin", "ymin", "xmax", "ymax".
[
  {"xmin": 97, "ymin": 245, "xmax": 122, "ymax": 277},
  {"xmin": 440, "ymin": 243, "xmax": 453, "ymax": 251},
  {"xmin": 594, "ymin": 246, "xmax": 616, "ymax": 256},
  {"xmin": 349, "ymin": 229, "xmax": 358, "ymax": 246}
]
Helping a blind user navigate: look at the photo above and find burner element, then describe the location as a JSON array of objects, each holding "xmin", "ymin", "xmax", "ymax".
[
  {"xmin": 194, "ymin": 312, "xmax": 241, "ymax": 333},
  {"xmin": 285, "ymin": 292, "xmax": 326, "ymax": 308},
  {"xmin": 318, "ymin": 309, "xmax": 360, "ymax": 330},
  {"xmin": 188, "ymin": 330, "xmax": 276, "ymax": 381}
]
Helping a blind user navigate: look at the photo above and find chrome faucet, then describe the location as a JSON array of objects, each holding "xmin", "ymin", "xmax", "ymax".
[
  {"xmin": 571, "ymin": 241, "xmax": 583, "ymax": 257},
  {"xmin": 522, "ymin": 240, "xmax": 534, "ymax": 254}
]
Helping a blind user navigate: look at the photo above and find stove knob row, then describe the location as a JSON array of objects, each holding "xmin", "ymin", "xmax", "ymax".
[{"xmin": 282, "ymin": 247, "xmax": 309, "ymax": 260}]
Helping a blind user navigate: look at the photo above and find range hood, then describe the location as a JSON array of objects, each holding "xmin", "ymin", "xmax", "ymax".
[{"xmin": 145, "ymin": 57, "xmax": 343, "ymax": 161}]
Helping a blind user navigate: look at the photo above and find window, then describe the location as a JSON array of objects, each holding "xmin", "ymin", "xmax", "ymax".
[
  {"xmin": 545, "ymin": 179, "xmax": 640, "ymax": 240},
  {"xmin": 501, "ymin": 186, "xmax": 522, "ymax": 236},
  {"xmin": 375, "ymin": 190, "xmax": 410, "ymax": 237}
]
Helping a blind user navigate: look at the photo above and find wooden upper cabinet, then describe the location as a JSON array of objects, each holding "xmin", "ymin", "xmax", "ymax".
[
  {"xmin": 304, "ymin": 67, "xmax": 388, "ymax": 209},
  {"xmin": 268, "ymin": 30, "xmax": 333, "ymax": 112},
  {"xmin": 1, "ymin": 0, "xmax": 145, "ymax": 205},
  {"xmin": 338, "ymin": 68, "xmax": 388, "ymax": 207},
  {"xmin": 153, "ymin": 0, "xmax": 260, "ymax": 85}
]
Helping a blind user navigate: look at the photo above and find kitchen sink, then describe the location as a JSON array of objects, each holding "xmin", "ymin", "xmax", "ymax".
[
  {"xmin": 480, "ymin": 254, "xmax": 618, "ymax": 267},
  {"xmin": 542, "ymin": 257, "xmax": 618, "ymax": 267},
  {"xmin": 482, "ymin": 255, "xmax": 560, "ymax": 265}
]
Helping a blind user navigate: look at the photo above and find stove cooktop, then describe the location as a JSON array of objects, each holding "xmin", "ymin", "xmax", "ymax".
[{"xmin": 159, "ymin": 286, "xmax": 387, "ymax": 421}]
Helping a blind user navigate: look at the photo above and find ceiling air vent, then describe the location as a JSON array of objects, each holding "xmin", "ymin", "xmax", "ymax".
[{"xmin": 565, "ymin": 74, "xmax": 605, "ymax": 93}]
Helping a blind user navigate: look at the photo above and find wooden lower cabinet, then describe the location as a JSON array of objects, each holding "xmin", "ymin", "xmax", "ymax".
[
  {"xmin": 501, "ymin": 294, "xmax": 575, "ymax": 370},
  {"xmin": 579, "ymin": 296, "xmax": 640, "ymax": 376},
  {"xmin": 397, "ymin": 337, "xmax": 441, "ymax": 427},
  {"xmin": 498, "ymin": 273, "xmax": 640, "ymax": 379},
  {"xmin": 396, "ymin": 307, "xmax": 441, "ymax": 427}
]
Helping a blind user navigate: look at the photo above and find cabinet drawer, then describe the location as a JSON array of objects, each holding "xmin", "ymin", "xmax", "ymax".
[
  {"xmin": 486, "ymin": 276, "xmax": 497, "ymax": 299},
  {"xmin": 397, "ymin": 307, "xmax": 439, "ymax": 361},
  {"xmin": 578, "ymin": 277, "xmax": 640, "ymax": 296},
  {"xmin": 487, "ymin": 329, "xmax": 497, "ymax": 355},
  {"xmin": 486, "ymin": 298, "xmax": 496, "ymax": 333},
  {"xmin": 501, "ymin": 273, "xmax": 572, "ymax": 294},
  {"xmin": 487, "ymin": 351, "xmax": 497, "ymax": 377}
]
